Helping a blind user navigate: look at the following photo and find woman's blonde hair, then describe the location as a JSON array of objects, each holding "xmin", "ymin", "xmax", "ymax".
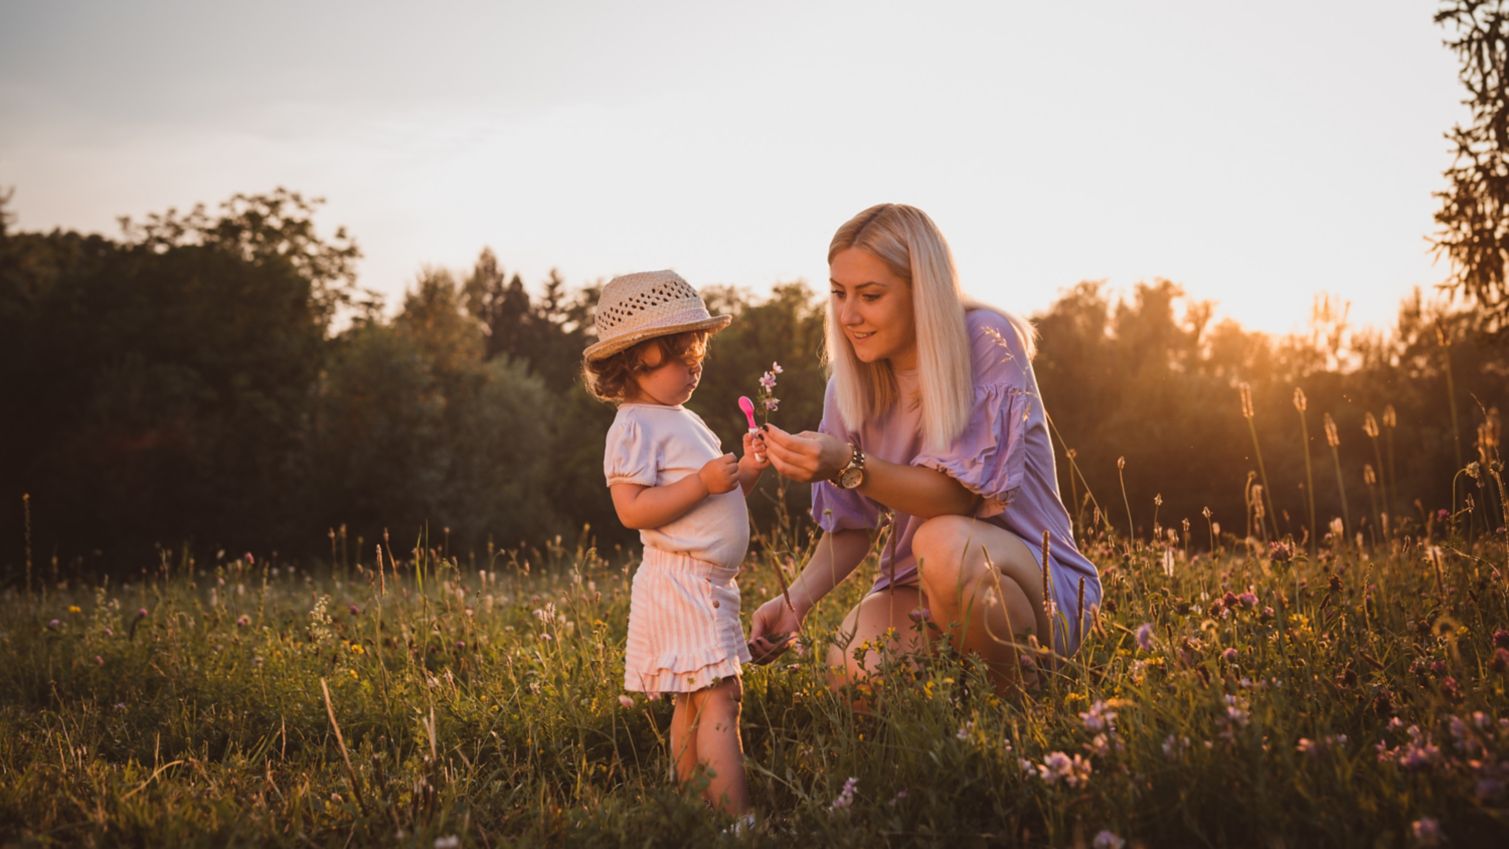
[{"xmin": 825, "ymin": 203, "xmax": 1036, "ymax": 453}]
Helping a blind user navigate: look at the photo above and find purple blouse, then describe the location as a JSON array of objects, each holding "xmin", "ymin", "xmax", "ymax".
[{"xmin": 811, "ymin": 308, "xmax": 1101, "ymax": 652}]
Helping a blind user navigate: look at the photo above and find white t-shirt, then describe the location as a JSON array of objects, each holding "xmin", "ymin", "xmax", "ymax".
[{"xmin": 602, "ymin": 403, "xmax": 750, "ymax": 569}]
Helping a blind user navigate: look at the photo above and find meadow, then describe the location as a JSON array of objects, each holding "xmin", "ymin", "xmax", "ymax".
[{"xmin": 1, "ymin": 486, "xmax": 1506, "ymax": 849}]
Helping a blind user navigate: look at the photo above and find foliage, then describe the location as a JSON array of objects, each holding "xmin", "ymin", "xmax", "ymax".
[{"xmin": 1435, "ymin": 0, "xmax": 1509, "ymax": 329}]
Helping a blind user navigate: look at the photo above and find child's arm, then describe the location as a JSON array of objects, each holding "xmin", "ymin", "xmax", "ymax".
[
  {"xmin": 736, "ymin": 431, "xmax": 769, "ymax": 496},
  {"xmin": 610, "ymin": 454, "xmax": 740, "ymax": 530}
]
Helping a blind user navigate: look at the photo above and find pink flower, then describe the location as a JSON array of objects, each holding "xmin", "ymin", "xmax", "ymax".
[
  {"xmin": 831, "ymin": 776, "xmax": 858, "ymax": 810},
  {"xmin": 1411, "ymin": 817, "xmax": 1441, "ymax": 847},
  {"xmin": 618, "ymin": 694, "xmax": 635, "ymax": 709},
  {"xmin": 1222, "ymin": 647, "xmax": 1238, "ymax": 663},
  {"xmin": 1134, "ymin": 623, "xmax": 1154, "ymax": 651},
  {"xmin": 1093, "ymin": 831, "xmax": 1126, "ymax": 849}
]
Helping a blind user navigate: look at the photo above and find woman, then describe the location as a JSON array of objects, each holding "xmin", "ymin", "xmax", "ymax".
[{"xmin": 747, "ymin": 203, "xmax": 1100, "ymax": 692}]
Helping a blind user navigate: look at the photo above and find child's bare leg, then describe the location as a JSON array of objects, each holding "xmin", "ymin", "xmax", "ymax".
[
  {"xmin": 691, "ymin": 677, "xmax": 750, "ymax": 816},
  {"xmin": 669, "ymin": 693, "xmax": 699, "ymax": 786}
]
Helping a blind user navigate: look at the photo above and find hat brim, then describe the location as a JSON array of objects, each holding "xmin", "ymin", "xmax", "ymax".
[{"xmin": 583, "ymin": 314, "xmax": 733, "ymax": 362}]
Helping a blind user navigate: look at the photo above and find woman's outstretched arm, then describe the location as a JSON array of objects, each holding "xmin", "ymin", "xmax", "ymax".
[
  {"xmin": 748, "ymin": 527, "xmax": 873, "ymax": 658},
  {"xmin": 761, "ymin": 423, "xmax": 977, "ymax": 519}
]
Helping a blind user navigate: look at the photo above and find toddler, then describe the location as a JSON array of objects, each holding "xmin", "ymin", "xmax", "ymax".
[{"xmin": 582, "ymin": 270, "xmax": 766, "ymax": 820}]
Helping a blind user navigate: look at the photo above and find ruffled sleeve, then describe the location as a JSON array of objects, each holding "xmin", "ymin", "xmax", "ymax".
[
  {"xmin": 810, "ymin": 378, "xmax": 881, "ymax": 533},
  {"xmin": 912, "ymin": 310, "xmax": 1035, "ymax": 518},
  {"xmin": 603, "ymin": 411, "xmax": 657, "ymax": 487}
]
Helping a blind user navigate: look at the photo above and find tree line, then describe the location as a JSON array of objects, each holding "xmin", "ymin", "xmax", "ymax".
[{"xmin": 0, "ymin": 188, "xmax": 1504, "ymax": 576}]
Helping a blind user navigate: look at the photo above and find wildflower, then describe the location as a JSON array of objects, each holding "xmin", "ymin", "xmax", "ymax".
[
  {"xmin": 46, "ymin": 619, "xmax": 60, "ymax": 631},
  {"xmin": 1134, "ymin": 622, "xmax": 1155, "ymax": 651},
  {"xmin": 94, "ymin": 655, "xmax": 104, "ymax": 667},
  {"xmin": 137, "ymin": 607, "xmax": 149, "ymax": 619},
  {"xmin": 1237, "ymin": 590, "xmax": 1258, "ymax": 608},
  {"xmin": 758, "ymin": 372, "xmax": 777, "ymax": 392},
  {"xmin": 1036, "ymin": 751, "xmax": 1093, "ymax": 787},
  {"xmin": 889, "ymin": 788, "xmax": 908, "ymax": 806},
  {"xmin": 236, "ymin": 614, "xmax": 251, "ymax": 628},
  {"xmin": 618, "ymin": 694, "xmax": 634, "ymax": 709},
  {"xmin": 1222, "ymin": 647, "xmax": 1238, "ymax": 663},
  {"xmin": 770, "ymin": 361, "xmax": 783, "ymax": 374},
  {"xmin": 957, "ymin": 720, "xmax": 975, "ymax": 741},
  {"xmin": 1079, "ymin": 700, "xmax": 1118, "ymax": 734},
  {"xmin": 67, "ymin": 605, "xmax": 81, "ymax": 615},
  {"xmin": 1093, "ymin": 830, "xmax": 1126, "ymax": 849},
  {"xmin": 349, "ymin": 603, "xmax": 361, "ymax": 616},
  {"xmin": 1492, "ymin": 648, "xmax": 1509, "ymax": 674},
  {"xmin": 434, "ymin": 836, "xmax": 461, "ymax": 849},
  {"xmin": 831, "ymin": 776, "xmax": 858, "ymax": 810},
  {"xmin": 245, "ymin": 552, "xmax": 255, "ymax": 565},
  {"xmin": 1410, "ymin": 817, "xmax": 1441, "ymax": 847},
  {"xmin": 1223, "ymin": 694, "xmax": 1251, "ymax": 728}
]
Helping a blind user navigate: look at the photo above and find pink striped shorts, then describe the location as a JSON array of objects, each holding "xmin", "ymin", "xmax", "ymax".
[{"xmin": 624, "ymin": 547, "xmax": 751, "ymax": 696}]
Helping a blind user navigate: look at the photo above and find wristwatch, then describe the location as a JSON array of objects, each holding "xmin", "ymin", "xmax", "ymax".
[{"xmin": 832, "ymin": 443, "xmax": 866, "ymax": 490}]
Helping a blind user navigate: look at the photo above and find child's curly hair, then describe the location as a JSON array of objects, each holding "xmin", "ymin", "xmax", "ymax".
[{"xmin": 583, "ymin": 330, "xmax": 711, "ymax": 404}]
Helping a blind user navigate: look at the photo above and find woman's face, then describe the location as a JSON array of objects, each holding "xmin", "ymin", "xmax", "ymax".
[{"xmin": 829, "ymin": 247, "xmax": 917, "ymax": 370}]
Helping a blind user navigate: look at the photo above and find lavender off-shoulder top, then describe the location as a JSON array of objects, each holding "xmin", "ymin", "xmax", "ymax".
[{"xmin": 811, "ymin": 308, "xmax": 1102, "ymax": 652}]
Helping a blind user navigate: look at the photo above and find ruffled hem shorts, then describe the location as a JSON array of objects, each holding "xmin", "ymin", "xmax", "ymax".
[{"xmin": 624, "ymin": 547, "xmax": 751, "ymax": 696}]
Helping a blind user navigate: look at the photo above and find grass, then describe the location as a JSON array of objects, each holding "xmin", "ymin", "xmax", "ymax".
[{"xmin": 1, "ymin": 515, "xmax": 1506, "ymax": 848}]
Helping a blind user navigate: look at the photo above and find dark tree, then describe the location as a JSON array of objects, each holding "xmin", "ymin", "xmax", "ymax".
[{"xmin": 1435, "ymin": 1, "xmax": 1509, "ymax": 329}]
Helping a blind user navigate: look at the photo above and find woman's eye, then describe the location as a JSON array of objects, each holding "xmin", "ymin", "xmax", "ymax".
[{"xmin": 861, "ymin": 294, "xmax": 880, "ymax": 303}]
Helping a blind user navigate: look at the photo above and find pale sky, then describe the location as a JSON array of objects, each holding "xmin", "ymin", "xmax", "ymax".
[{"xmin": 1, "ymin": 0, "xmax": 1464, "ymax": 335}]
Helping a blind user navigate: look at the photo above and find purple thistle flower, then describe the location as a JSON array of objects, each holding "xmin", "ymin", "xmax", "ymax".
[{"xmin": 1134, "ymin": 622, "xmax": 1154, "ymax": 651}]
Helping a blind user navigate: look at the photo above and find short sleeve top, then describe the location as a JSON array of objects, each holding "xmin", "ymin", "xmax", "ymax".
[
  {"xmin": 810, "ymin": 309, "xmax": 1100, "ymax": 612},
  {"xmin": 603, "ymin": 403, "xmax": 750, "ymax": 569}
]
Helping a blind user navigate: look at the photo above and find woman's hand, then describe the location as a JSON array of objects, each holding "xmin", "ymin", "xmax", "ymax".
[
  {"xmin": 747, "ymin": 593, "xmax": 803, "ymax": 664},
  {"xmin": 760, "ymin": 423, "xmax": 851, "ymax": 483}
]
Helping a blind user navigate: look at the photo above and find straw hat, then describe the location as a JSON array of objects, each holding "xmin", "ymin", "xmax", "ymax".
[{"xmin": 583, "ymin": 270, "xmax": 731, "ymax": 362}]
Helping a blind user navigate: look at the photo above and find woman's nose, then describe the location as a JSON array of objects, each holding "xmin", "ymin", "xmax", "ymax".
[{"xmin": 839, "ymin": 298, "xmax": 860, "ymax": 326}]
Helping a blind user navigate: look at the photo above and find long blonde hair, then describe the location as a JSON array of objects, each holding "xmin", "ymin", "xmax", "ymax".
[{"xmin": 825, "ymin": 204, "xmax": 1035, "ymax": 453}]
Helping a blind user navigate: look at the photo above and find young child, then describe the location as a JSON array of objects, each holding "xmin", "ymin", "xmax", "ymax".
[{"xmin": 582, "ymin": 270, "xmax": 767, "ymax": 820}]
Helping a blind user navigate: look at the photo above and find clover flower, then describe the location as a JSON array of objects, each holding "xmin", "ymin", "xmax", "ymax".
[
  {"xmin": 1093, "ymin": 830, "xmax": 1126, "ymax": 849},
  {"xmin": 1134, "ymin": 622, "xmax": 1155, "ymax": 651},
  {"xmin": 831, "ymin": 776, "xmax": 858, "ymax": 810},
  {"xmin": 757, "ymin": 362, "xmax": 782, "ymax": 417}
]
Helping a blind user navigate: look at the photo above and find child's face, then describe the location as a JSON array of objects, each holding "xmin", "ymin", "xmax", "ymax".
[{"xmin": 629, "ymin": 340, "xmax": 704, "ymax": 406}]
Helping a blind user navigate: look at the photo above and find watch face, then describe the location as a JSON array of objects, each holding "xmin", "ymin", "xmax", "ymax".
[{"xmin": 838, "ymin": 467, "xmax": 864, "ymax": 489}]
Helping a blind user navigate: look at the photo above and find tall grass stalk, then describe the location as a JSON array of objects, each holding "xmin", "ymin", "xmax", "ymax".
[
  {"xmin": 1437, "ymin": 321, "xmax": 1465, "ymax": 471},
  {"xmin": 1323, "ymin": 412, "xmax": 1352, "ymax": 541},
  {"xmin": 1116, "ymin": 456, "xmax": 1134, "ymax": 548},
  {"xmin": 1239, "ymin": 383, "xmax": 1278, "ymax": 540},
  {"xmin": 1383, "ymin": 404, "xmax": 1399, "ymax": 522},
  {"xmin": 1364, "ymin": 412, "xmax": 1387, "ymax": 539},
  {"xmin": 1294, "ymin": 389, "xmax": 1317, "ymax": 552}
]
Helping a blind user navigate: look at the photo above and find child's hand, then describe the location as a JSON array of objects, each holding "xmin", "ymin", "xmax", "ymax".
[
  {"xmin": 698, "ymin": 453, "xmax": 740, "ymax": 495},
  {"xmin": 740, "ymin": 431, "xmax": 770, "ymax": 474}
]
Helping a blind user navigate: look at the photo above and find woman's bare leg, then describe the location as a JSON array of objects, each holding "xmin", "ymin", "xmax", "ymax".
[
  {"xmin": 825, "ymin": 585, "xmax": 928, "ymax": 692},
  {"xmin": 911, "ymin": 515, "xmax": 1049, "ymax": 692}
]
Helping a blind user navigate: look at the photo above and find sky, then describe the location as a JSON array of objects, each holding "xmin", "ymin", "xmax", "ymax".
[{"xmin": 0, "ymin": 0, "xmax": 1467, "ymax": 336}]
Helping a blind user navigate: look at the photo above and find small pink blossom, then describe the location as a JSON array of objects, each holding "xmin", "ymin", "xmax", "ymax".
[
  {"xmin": 830, "ymin": 776, "xmax": 858, "ymax": 810},
  {"xmin": 1134, "ymin": 623, "xmax": 1154, "ymax": 651},
  {"xmin": 1092, "ymin": 830, "xmax": 1126, "ymax": 849},
  {"xmin": 618, "ymin": 694, "xmax": 635, "ymax": 709}
]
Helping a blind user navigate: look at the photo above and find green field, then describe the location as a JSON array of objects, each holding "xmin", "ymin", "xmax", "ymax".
[{"xmin": 1, "ymin": 519, "xmax": 1506, "ymax": 847}]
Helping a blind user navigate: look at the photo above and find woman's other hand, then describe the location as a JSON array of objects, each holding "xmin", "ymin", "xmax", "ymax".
[
  {"xmin": 761, "ymin": 423, "xmax": 850, "ymax": 483},
  {"xmin": 747, "ymin": 594, "xmax": 803, "ymax": 663}
]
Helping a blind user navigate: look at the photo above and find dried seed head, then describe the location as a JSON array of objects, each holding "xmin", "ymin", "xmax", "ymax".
[
  {"xmin": 1292, "ymin": 387, "xmax": 1307, "ymax": 412},
  {"xmin": 1323, "ymin": 413, "xmax": 1340, "ymax": 447},
  {"xmin": 1363, "ymin": 412, "xmax": 1379, "ymax": 439},
  {"xmin": 1364, "ymin": 464, "xmax": 1377, "ymax": 486},
  {"xmin": 1202, "ymin": 506, "xmax": 1213, "ymax": 519},
  {"xmin": 1239, "ymin": 383, "xmax": 1255, "ymax": 419},
  {"xmin": 1154, "ymin": 493, "xmax": 1163, "ymax": 507},
  {"xmin": 1117, "ymin": 456, "xmax": 1126, "ymax": 471},
  {"xmin": 1383, "ymin": 404, "xmax": 1396, "ymax": 429}
]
